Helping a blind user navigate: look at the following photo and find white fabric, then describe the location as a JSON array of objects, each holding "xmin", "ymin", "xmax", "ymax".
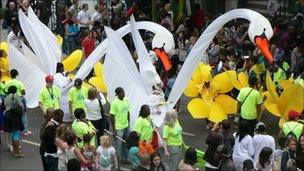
[
  {"xmin": 27, "ymin": 7, "xmax": 61, "ymax": 61},
  {"xmin": 253, "ymin": 134, "xmax": 276, "ymax": 163},
  {"xmin": 130, "ymin": 16, "xmax": 160, "ymax": 93},
  {"xmin": 104, "ymin": 27, "xmax": 148, "ymax": 129},
  {"xmin": 7, "ymin": 31, "xmax": 21, "ymax": 51},
  {"xmin": 8, "ymin": 44, "xmax": 46, "ymax": 108},
  {"xmin": 232, "ymin": 135, "xmax": 254, "ymax": 171},
  {"xmin": 18, "ymin": 9, "xmax": 57, "ymax": 74},
  {"xmin": 167, "ymin": 9, "xmax": 273, "ymax": 109},
  {"xmin": 54, "ymin": 73, "xmax": 71, "ymax": 122},
  {"xmin": 21, "ymin": 41, "xmax": 43, "ymax": 71},
  {"xmin": 77, "ymin": 10, "xmax": 91, "ymax": 28},
  {"xmin": 92, "ymin": 11, "xmax": 102, "ymax": 23}
]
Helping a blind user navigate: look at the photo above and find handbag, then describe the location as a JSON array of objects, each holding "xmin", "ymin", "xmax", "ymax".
[
  {"xmin": 147, "ymin": 117, "xmax": 163, "ymax": 149},
  {"xmin": 97, "ymin": 98, "xmax": 109, "ymax": 131}
]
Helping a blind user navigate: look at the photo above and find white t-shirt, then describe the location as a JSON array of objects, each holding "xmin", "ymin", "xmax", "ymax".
[
  {"xmin": 77, "ymin": 10, "xmax": 91, "ymax": 28},
  {"xmin": 253, "ymin": 134, "xmax": 276, "ymax": 163},
  {"xmin": 233, "ymin": 135, "xmax": 254, "ymax": 170},
  {"xmin": 92, "ymin": 11, "xmax": 102, "ymax": 23},
  {"xmin": 254, "ymin": 160, "xmax": 274, "ymax": 171},
  {"xmin": 85, "ymin": 93, "xmax": 106, "ymax": 121},
  {"xmin": 96, "ymin": 146, "xmax": 116, "ymax": 170},
  {"xmin": 7, "ymin": 31, "xmax": 22, "ymax": 50}
]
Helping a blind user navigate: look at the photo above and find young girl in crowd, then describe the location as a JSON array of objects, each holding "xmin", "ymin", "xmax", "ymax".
[
  {"xmin": 126, "ymin": 131, "xmax": 140, "ymax": 167},
  {"xmin": 55, "ymin": 124, "xmax": 69, "ymax": 170},
  {"xmin": 150, "ymin": 152, "xmax": 168, "ymax": 171},
  {"xmin": 81, "ymin": 133, "xmax": 96, "ymax": 171},
  {"xmin": 254, "ymin": 147, "xmax": 273, "ymax": 171},
  {"xmin": 95, "ymin": 135, "xmax": 118, "ymax": 170},
  {"xmin": 281, "ymin": 137, "xmax": 298, "ymax": 171}
]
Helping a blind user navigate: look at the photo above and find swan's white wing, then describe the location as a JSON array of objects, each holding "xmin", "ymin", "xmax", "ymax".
[
  {"xmin": 75, "ymin": 21, "xmax": 173, "ymax": 81},
  {"xmin": 27, "ymin": 7, "xmax": 61, "ymax": 61},
  {"xmin": 104, "ymin": 27, "xmax": 148, "ymax": 129},
  {"xmin": 130, "ymin": 16, "xmax": 161, "ymax": 94},
  {"xmin": 9, "ymin": 44, "xmax": 46, "ymax": 108},
  {"xmin": 21, "ymin": 41, "xmax": 43, "ymax": 69},
  {"xmin": 18, "ymin": 9, "xmax": 57, "ymax": 74},
  {"xmin": 167, "ymin": 9, "xmax": 272, "ymax": 109}
]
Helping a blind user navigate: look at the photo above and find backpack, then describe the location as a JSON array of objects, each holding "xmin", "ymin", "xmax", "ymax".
[
  {"xmin": 99, "ymin": 147, "xmax": 112, "ymax": 167},
  {"xmin": 10, "ymin": 94, "xmax": 24, "ymax": 116}
]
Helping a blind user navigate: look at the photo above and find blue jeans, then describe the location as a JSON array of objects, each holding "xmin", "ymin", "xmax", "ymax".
[
  {"xmin": 44, "ymin": 155, "xmax": 58, "ymax": 171},
  {"xmin": 114, "ymin": 128, "xmax": 129, "ymax": 161}
]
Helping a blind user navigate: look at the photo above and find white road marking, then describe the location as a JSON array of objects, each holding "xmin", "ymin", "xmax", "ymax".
[
  {"xmin": 22, "ymin": 140, "xmax": 40, "ymax": 147},
  {"xmin": 182, "ymin": 132, "xmax": 195, "ymax": 137}
]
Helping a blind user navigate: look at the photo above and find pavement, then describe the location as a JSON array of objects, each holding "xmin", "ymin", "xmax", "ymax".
[{"xmin": 0, "ymin": 18, "xmax": 281, "ymax": 170}]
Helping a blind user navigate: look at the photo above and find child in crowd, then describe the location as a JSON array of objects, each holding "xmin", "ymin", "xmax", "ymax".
[
  {"xmin": 254, "ymin": 147, "xmax": 273, "ymax": 171},
  {"xmin": 95, "ymin": 135, "xmax": 118, "ymax": 170},
  {"xmin": 55, "ymin": 124, "xmax": 69, "ymax": 170},
  {"xmin": 80, "ymin": 133, "xmax": 96, "ymax": 171},
  {"xmin": 126, "ymin": 131, "xmax": 140, "ymax": 167}
]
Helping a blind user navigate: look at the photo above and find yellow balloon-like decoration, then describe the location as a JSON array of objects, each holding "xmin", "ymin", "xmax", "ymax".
[
  {"xmin": 88, "ymin": 76, "xmax": 107, "ymax": 93},
  {"xmin": 0, "ymin": 42, "xmax": 10, "ymax": 81},
  {"xmin": 62, "ymin": 50, "xmax": 82, "ymax": 72}
]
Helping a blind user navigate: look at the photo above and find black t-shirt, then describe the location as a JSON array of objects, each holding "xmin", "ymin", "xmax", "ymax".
[{"xmin": 40, "ymin": 121, "xmax": 59, "ymax": 154}]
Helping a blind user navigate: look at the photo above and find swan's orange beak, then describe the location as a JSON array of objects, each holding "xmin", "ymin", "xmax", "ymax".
[
  {"xmin": 254, "ymin": 34, "xmax": 274, "ymax": 63},
  {"xmin": 154, "ymin": 48, "xmax": 172, "ymax": 71}
]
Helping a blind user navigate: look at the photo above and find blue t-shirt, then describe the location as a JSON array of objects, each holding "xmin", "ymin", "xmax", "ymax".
[{"xmin": 129, "ymin": 147, "xmax": 140, "ymax": 167}]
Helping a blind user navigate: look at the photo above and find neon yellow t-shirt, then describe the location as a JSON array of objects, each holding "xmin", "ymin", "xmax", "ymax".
[
  {"xmin": 237, "ymin": 87, "xmax": 263, "ymax": 120},
  {"xmin": 282, "ymin": 121, "xmax": 304, "ymax": 139},
  {"xmin": 110, "ymin": 97, "xmax": 130, "ymax": 130},
  {"xmin": 0, "ymin": 82, "xmax": 5, "ymax": 96},
  {"xmin": 72, "ymin": 120, "xmax": 96, "ymax": 148},
  {"xmin": 5, "ymin": 79, "xmax": 25, "ymax": 96},
  {"xmin": 68, "ymin": 87, "xmax": 88, "ymax": 112},
  {"xmin": 133, "ymin": 116, "xmax": 154, "ymax": 142},
  {"xmin": 39, "ymin": 85, "xmax": 61, "ymax": 110},
  {"xmin": 163, "ymin": 120, "xmax": 183, "ymax": 146}
]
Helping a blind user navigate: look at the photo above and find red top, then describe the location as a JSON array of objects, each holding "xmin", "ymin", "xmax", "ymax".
[
  {"xmin": 195, "ymin": 9, "xmax": 205, "ymax": 30},
  {"xmin": 81, "ymin": 37, "xmax": 95, "ymax": 58}
]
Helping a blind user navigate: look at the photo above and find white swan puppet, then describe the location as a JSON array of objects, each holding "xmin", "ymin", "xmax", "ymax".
[{"xmin": 166, "ymin": 9, "xmax": 274, "ymax": 110}]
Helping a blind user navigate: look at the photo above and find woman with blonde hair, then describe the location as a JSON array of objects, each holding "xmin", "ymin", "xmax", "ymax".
[
  {"xmin": 84, "ymin": 87, "xmax": 107, "ymax": 145},
  {"xmin": 162, "ymin": 109, "xmax": 183, "ymax": 170},
  {"xmin": 95, "ymin": 135, "xmax": 118, "ymax": 170}
]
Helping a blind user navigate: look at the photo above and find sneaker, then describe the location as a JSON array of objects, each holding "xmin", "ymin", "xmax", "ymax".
[
  {"xmin": 22, "ymin": 130, "xmax": 32, "ymax": 136},
  {"xmin": 7, "ymin": 143, "xmax": 13, "ymax": 152}
]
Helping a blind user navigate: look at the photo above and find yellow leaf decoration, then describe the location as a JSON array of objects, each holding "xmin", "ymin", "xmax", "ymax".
[
  {"xmin": 94, "ymin": 62, "xmax": 104, "ymax": 78},
  {"xmin": 187, "ymin": 98, "xmax": 210, "ymax": 119},
  {"xmin": 184, "ymin": 79, "xmax": 199, "ymax": 97},
  {"xmin": 212, "ymin": 71, "xmax": 234, "ymax": 93},
  {"xmin": 208, "ymin": 102, "xmax": 228, "ymax": 123},
  {"xmin": 214, "ymin": 94, "xmax": 237, "ymax": 114},
  {"xmin": 62, "ymin": 50, "xmax": 82, "ymax": 72},
  {"xmin": 0, "ymin": 42, "xmax": 9, "ymax": 53}
]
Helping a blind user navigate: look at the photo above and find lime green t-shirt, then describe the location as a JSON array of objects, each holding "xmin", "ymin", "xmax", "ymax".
[
  {"xmin": 0, "ymin": 82, "xmax": 5, "ymax": 96},
  {"xmin": 163, "ymin": 120, "xmax": 183, "ymax": 146},
  {"xmin": 237, "ymin": 87, "xmax": 263, "ymax": 120},
  {"xmin": 110, "ymin": 98, "xmax": 130, "ymax": 130},
  {"xmin": 5, "ymin": 79, "xmax": 25, "ymax": 96},
  {"xmin": 72, "ymin": 120, "xmax": 96, "ymax": 148},
  {"xmin": 282, "ymin": 121, "xmax": 304, "ymax": 139},
  {"xmin": 68, "ymin": 87, "xmax": 88, "ymax": 112},
  {"xmin": 39, "ymin": 85, "xmax": 61, "ymax": 110},
  {"xmin": 133, "ymin": 116, "xmax": 154, "ymax": 142}
]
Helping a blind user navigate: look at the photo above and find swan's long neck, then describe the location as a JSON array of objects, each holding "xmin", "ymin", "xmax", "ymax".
[{"xmin": 167, "ymin": 9, "xmax": 263, "ymax": 109}]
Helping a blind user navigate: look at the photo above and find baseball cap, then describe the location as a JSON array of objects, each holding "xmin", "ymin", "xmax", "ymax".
[
  {"xmin": 288, "ymin": 110, "xmax": 301, "ymax": 120},
  {"xmin": 45, "ymin": 75, "xmax": 54, "ymax": 82},
  {"xmin": 74, "ymin": 78, "xmax": 83, "ymax": 87}
]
